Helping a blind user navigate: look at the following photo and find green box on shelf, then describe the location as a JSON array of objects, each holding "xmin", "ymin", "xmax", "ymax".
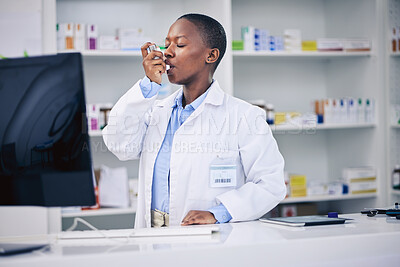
[{"xmin": 232, "ymin": 40, "xmax": 244, "ymax": 50}]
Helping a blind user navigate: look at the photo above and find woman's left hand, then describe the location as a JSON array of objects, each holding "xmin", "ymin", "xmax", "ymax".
[{"xmin": 181, "ymin": 210, "xmax": 217, "ymax": 225}]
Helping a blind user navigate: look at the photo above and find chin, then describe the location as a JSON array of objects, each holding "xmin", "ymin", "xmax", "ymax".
[{"xmin": 167, "ymin": 75, "xmax": 183, "ymax": 85}]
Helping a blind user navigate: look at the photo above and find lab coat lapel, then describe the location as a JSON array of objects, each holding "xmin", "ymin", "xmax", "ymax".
[
  {"xmin": 151, "ymin": 89, "xmax": 181, "ymax": 142},
  {"xmin": 181, "ymin": 80, "xmax": 225, "ymax": 126}
]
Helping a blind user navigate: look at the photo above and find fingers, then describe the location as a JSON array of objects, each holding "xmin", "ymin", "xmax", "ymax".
[
  {"xmin": 143, "ymin": 58, "xmax": 166, "ymax": 75},
  {"xmin": 142, "ymin": 44, "xmax": 166, "ymax": 84},
  {"xmin": 141, "ymin": 42, "xmax": 154, "ymax": 58},
  {"xmin": 148, "ymin": 51, "xmax": 164, "ymax": 60},
  {"xmin": 181, "ymin": 210, "xmax": 217, "ymax": 226}
]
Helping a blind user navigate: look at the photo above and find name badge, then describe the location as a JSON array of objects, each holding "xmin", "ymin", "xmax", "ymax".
[{"xmin": 210, "ymin": 165, "xmax": 237, "ymax": 188}]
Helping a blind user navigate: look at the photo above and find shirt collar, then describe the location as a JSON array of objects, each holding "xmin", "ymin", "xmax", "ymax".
[{"xmin": 171, "ymin": 80, "xmax": 213, "ymax": 110}]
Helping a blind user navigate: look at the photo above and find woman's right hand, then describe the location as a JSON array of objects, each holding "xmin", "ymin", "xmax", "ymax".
[{"xmin": 141, "ymin": 42, "xmax": 166, "ymax": 85}]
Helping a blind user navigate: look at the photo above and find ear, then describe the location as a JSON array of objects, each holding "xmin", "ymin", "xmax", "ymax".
[{"xmin": 205, "ymin": 48, "xmax": 220, "ymax": 65}]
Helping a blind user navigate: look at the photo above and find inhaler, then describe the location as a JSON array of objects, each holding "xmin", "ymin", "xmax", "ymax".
[{"xmin": 147, "ymin": 44, "xmax": 170, "ymax": 71}]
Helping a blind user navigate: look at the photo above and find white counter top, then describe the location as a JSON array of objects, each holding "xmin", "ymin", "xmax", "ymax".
[{"xmin": 1, "ymin": 214, "xmax": 399, "ymax": 267}]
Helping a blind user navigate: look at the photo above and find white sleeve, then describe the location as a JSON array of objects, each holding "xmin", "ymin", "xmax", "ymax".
[
  {"xmin": 102, "ymin": 79, "xmax": 158, "ymax": 161},
  {"xmin": 216, "ymin": 106, "xmax": 286, "ymax": 222}
]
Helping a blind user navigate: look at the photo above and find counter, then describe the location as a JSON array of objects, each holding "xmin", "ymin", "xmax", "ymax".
[{"xmin": 1, "ymin": 214, "xmax": 399, "ymax": 267}]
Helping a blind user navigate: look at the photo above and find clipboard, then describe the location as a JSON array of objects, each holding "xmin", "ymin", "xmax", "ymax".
[{"xmin": 259, "ymin": 215, "xmax": 349, "ymax": 227}]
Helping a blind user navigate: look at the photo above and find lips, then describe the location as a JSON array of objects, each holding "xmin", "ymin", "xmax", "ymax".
[{"xmin": 165, "ymin": 60, "xmax": 175, "ymax": 75}]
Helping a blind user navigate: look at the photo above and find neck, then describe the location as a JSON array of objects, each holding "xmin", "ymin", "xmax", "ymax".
[{"xmin": 182, "ymin": 73, "xmax": 213, "ymax": 107}]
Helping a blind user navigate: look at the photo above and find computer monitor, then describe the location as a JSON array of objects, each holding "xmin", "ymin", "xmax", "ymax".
[{"xmin": 0, "ymin": 53, "xmax": 96, "ymax": 207}]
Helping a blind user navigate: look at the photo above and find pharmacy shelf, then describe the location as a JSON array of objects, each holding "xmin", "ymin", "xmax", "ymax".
[
  {"xmin": 270, "ymin": 123, "xmax": 376, "ymax": 132},
  {"xmin": 89, "ymin": 123, "xmax": 376, "ymax": 136},
  {"xmin": 391, "ymin": 124, "xmax": 400, "ymax": 128},
  {"xmin": 58, "ymin": 50, "xmax": 142, "ymax": 57},
  {"xmin": 89, "ymin": 130, "xmax": 103, "ymax": 137},
  {"xmin": 390, "ymin": 52, "xmax": 400, "ymax": 57},
  {"xmin": 281, "ymin": 193, "xmax": 377, "ymax": 204},
  {"xmin": 88, "ymin": 123, "xmax": 376, "ymax": 137},
  {"xmin": 60, "ymin": 50, "xmax": 373, "ymax": 58},
  {"xmin": 233, "ymin": 50, "xmax": 372, "ymax": 57},
  {"xmin": 392, "ymin": 190, "xmax": 400, "ymax": 196},
  {"xmin": 62, "ymin": 207, "xmax": 136, "ymax": 218}
]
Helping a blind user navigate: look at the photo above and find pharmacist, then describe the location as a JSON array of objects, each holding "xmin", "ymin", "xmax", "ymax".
[{"xmin": 103, "ymin": 13, "xmax": 286, "ymax": 228}]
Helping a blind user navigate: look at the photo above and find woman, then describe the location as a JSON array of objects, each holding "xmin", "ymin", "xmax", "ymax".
[{"xmin": 103, "ymin": 13, "xmax": 286, "ymax": 228}]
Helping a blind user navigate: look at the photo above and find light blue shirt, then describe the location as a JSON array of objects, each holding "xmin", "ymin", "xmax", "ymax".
[{"xmin": 139, "ymin": 76, "xmax": 232, "ymax": 223}]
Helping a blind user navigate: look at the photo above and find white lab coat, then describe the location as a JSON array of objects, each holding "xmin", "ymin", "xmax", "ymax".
[{"xmin": 103, "ymin": 79, "xmax": 286, "ymax": 228}]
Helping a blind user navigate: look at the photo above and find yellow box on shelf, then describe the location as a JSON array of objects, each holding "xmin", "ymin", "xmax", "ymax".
[
  {"xmin": 274, "ymin": 112, "xmax": 286, "ymax": 125},
  {"xmin": 289, "ymin": 174, "xmax": 307, "ymax": 197},
  {"xmin": 274, "ymin": 112, "xmax": 301, "ymax": 125},
  {"xmin": 302, "ymin": 40, "xmax": 317, "ymax": 51}
]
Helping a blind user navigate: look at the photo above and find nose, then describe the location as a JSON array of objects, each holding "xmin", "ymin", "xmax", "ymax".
[{"xmin": 164, "ymin": 45, "xmax": 174, "ymax": 58}]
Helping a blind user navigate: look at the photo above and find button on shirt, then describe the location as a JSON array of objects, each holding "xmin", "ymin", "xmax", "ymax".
[{"xmin": 139, "ymin": 76, "xmax": 232, "ymax": 223}]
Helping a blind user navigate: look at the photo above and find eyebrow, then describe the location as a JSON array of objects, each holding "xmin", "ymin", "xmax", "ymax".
[{"xmin": 165, "ymin": 35, "xmax": 189, "ymax": 41}]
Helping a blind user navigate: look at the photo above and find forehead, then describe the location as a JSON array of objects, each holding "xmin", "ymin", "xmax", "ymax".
[{"xmin": 166, "ymin": 18, "xmax": 204, "ymax": 43}]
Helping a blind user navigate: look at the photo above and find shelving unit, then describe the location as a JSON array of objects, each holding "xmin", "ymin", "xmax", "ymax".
[
  {"xmin": 233, "ymin": 51, "xmax": 372, "ymax": 57},
  {"xmin": 387, "ymin": 0, "xmax": 400, "ymax": 202},
  {"xmin": 59, "ymin": 49, "xmax": 142, "ymax": 57},
  {"xmin": 231, "ymin": 0, "xmax": 385, "ymax": 214},
  {"xmin": 270, "ymin": 123, "xmax": 376, "ymax": 132},
  {"xmin": 49, "ymin": 0, "xmax": 391, "ymax": 217},
  {"xmin": 281, "ymin": 193, "xmax": 377, "ymax": 204}
]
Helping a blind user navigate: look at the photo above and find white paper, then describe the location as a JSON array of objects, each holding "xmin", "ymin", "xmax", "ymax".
[{"xmin": 98, "ymin": 165, "xmax": 130, "ymax": 208}]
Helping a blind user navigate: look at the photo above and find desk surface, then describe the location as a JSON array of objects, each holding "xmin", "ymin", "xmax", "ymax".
[{"xmin": 1, "ymin": 214, "xmax": 400, "ymax": 267}]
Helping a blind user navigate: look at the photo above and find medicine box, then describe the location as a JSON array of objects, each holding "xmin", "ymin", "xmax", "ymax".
[
  {"xmin": 274, "ymin": 112, "xmax": 286, "ymax": 125},
  {"xmin": 118, "ymin": 28, "xmax": 145, "ymax": 50},
  {"xmin": 56, "ymin": 23, "xmax": 65, "ymax": 50},
  {"xmin": 342, "ymin": 167, "xmax": 377, "ymax": 194},
  {"xmin": 260, "ymin": 29, "xmax": 269, "ymax": 51},
  {"xmin": 241, "ymin": 26, "xmax": 255, "ymax": 52},
  {"xmin": 232, "ymin": 40, "xmax": 244, "ymax": 50},
  {"xmin": 86, "ymin": 104, "xmax": 100, "ymax": 131},
  {"xmin": 74, "ymin": 23, "xmax": 86, "ymax": 51},
  {"xmin": 284, "ymin": 29, "xmax": 302, "ymax": 52},
  {"xmin": 57, "ymin": 23, "xmax": 74, "ymax": 50},
  {"xmin": 289, "ymin": 174, "xmax": 307, "ymax": 197},
  {"xmin": 344, "ymin": 39, "xmax": 371, "ymax": 52},
  {"xmin": 317, "ymin": 38, "xmax": 344, "ymax": 51},
  {"xmin": 99, "ymin": 36, "xmax": 120, "ymax": 50},
  {"xmin": 87, "ymin": 24, "xmax": 98, "ymax": 50},
  {"xmin": 302, "ymin": 40, "xmax": 317, "ymax": 51}
]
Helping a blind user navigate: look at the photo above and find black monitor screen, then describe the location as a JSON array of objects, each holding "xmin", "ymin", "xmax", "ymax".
[{"xmin": 0, "ymin": 53, "xmax": 95, "ymax": 207}]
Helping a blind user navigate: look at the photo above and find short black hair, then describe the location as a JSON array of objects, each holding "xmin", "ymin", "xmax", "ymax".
[{"xmin": 178, "ymin": 13, "xmax": 226, "ymax": 71}]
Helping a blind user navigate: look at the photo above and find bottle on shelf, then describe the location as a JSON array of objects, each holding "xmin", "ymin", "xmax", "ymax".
[
  {"xmin": 392, "ymin": 27, "xmax": 397, "ymax": 53},
  {"xmin": 393, "ymin": 165, "xmax": 400, "ymax": 190},
  {"xmin": 266, "ymin": 104, "xmax": 275, "ymax": 125}
]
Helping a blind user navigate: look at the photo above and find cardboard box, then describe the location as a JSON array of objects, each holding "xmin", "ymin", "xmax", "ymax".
[
  {"xmin": 317, "ymin": 38, "xmax": 344, "ymax": 51},
  {"xmin": 290, "ymin": 174, "xmax": 307, "ymax": 197},
  {"xmin": 74, "ymin": 23, "xmax": 86, "ymax": 51},
  {"xmin": 302, "ymin": 40, "xmax": 317, "ymax": 51},
  {"xmin": 87, "ymin": 24, "xmax": 98, "ymax": 50},
  {"xmin": 344, "ymin": 39, "xmax": 371, "ymax": 52},
  {"xmin": 343, "ymin": 167, "xmax": 377, "ymax": 194},
  {"xmin": 118, "ymin": 28, "xmax": 146, "ymax": 50},
  {"xmin": 241, "ymin": 26, "xmax": 255, "ymax": 51},
  {"xmin": 99, "ymin": 36, "xmax": 119, "ymax": 50},
  {"xmin": 232, "ymin": 40, "xmax": 244, "ymax": 50}
]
